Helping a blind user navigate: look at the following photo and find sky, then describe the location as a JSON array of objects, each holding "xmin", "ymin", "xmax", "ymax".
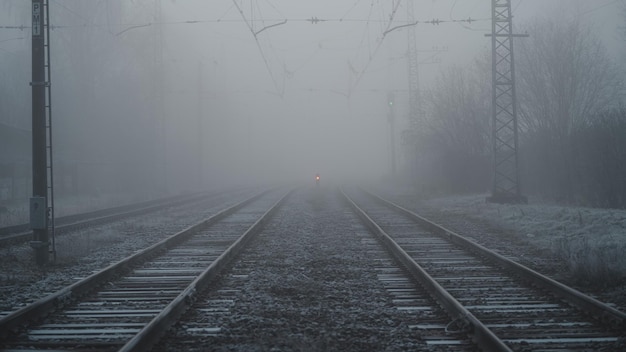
[
  {"xmin": 1, "ymin": 0, "xmax": 624, "ymax": 190},
  {"xmin": 153, "ymin": 0, "xmax": 624, "ymax": 185}
]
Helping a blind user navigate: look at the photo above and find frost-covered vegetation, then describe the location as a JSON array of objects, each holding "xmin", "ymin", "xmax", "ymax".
[{"xmin": 425, "ymin": 194, "xmax": 626, "ymax": 286}]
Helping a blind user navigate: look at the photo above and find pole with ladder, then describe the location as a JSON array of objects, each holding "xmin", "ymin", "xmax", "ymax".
[
  {"xmin": 30, "ymin": 0, "xmax": 55, "ymax": 265},
  {"xmin": 44, "ymin": 0, "xmax": 56, "ymax": 262}
]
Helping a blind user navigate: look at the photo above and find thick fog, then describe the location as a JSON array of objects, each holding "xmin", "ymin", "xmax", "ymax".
[{"xmin": 1, "ymin": 1, "xmax": 624, "ymax": 199}]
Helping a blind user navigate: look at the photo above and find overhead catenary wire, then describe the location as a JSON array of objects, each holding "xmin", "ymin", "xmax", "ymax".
[
  {"xmin": 116, "ymin": 23, "xmax": 151, "ymax": 36},
  {"xmin": 255, "ymin": 19, "xmax": 287, "ymax": 36},
  {"xmin": 352, "ymin": 0, "xmax": 376, "ymax": 69},
  {"xmin": 230, "ymin": 0, "xmax": 286, "ymax": 97},
  {"xmin": 0, "ymin": 1, "xmax": 496, "ymax": 98},
  {"xmin": 231, "ymin": 0, "xmax": 255, "ymax": 35},
  {"xmin": 340, "ymin": 0, "xmax": 366, "ymax": 21},
  {"xmin": 348, "ymin": 0, "xmax": 402, "ymax": 96},
  {"xmin": 255, "ymin": 0, "xmax": 289, "ymax": 93},
  {"xmin": 0, "ymin": 16, "xmax": 492, "ymax": 31},
  {"xmin": 51, "ymin": 0, "xmax": 91, "ymax": 25},
  {"xmin": 263, "ymin": 0, "xmax": 286, "ymax": 19}
]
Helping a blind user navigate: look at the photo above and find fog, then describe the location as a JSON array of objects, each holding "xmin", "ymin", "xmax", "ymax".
[{"xmin": 1, "ymin": 0, "xmax": 624, "ymax": 199}]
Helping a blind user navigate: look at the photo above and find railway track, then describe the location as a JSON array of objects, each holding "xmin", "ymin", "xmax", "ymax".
[
  {"xmin": 0, "ymin": 188, "xmax": 289, "ymax": 351},
  {"xmin": 0, "ymin": 191, "xmax": 229, "ymax": 246},
  {"xmin": 344, "ymin": 188, "xmax": 626, "ymax": 351},
  {"xmin": 2, "ymin": 186, "xmax": 623, "ymax": 350},
  {"xmin": 156, "ymin": 187, "xmax": 476, "ymax": 351}
]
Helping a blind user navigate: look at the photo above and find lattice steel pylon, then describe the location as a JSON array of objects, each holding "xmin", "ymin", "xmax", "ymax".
[{"xmin": 486, "ymin": 0, "xmax": 527, "ymax": 204}]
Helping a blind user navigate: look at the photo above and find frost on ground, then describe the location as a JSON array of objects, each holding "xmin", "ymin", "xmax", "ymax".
[
  {"xmin": 420, "ymin": 193, "xmax": 626, "ymax": 284},
  {"xmin": 0, "ymin": 196, "xmax": 238, "ymax": 316},
  {"xmin": 380, "ymin": 188, "xmax": 626, "ymax": 313}
]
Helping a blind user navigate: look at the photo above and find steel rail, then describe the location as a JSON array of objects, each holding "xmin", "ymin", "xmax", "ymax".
[
  {"xmin": 341, "ymin": 188, "xmax": 513, "ymax": 352},
  {"xmin": 119, "ymin": 189, "xmax": 293, "ymax": 352},
  {"xmin": 0, "ymin": 189, "xmax": 269, "ymax": 336},
  {"xmin": 363, "ymin": 189, "xmax": 626, "ymax": 328},
  {"xmin": 0, "ymin": 192, "xmax": 215, "ymax": 246}
]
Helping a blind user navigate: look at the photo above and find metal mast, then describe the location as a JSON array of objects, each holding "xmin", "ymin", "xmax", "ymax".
[
  {"xmin": 404, "ymin": 0, "xmax": 421, "ymax": 183},
  {"xmin": 30, "ymin": 0, "xmax": 55, "ymax": 265},
  {"xmin": 44, "ymin": 0, "xmax": 56, "ymax": 261},
  {"xmin": 487, "ymin": 0, "xmax": 527, "ymax": 203},
  {"xmin": 387, "ymin": 92, "xmax": 397, "ymax": 176},
  {"xmin": 153, "ymin": 0, "xmax": 166, "ymax": 193},
  {"xmin": 197, "ymin": 60, "xmax": 204, "ymax": 190}
]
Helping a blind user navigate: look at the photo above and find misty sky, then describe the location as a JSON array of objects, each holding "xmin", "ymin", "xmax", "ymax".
[
  {"xmin": 1, "ymin": 0, "xmax": 623, "ymax": 189},
  {"xmin": 155, "ymin": 0, "xmax": 623, "ymax": 184}
]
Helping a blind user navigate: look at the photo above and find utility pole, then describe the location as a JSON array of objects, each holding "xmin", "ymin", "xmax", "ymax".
[
  {"xmin": 30, "ymin": 0, "xmax": 52, "ymax": 265},
  {"xmin": 153, "ymin": 0, "xmax": 167, "ymax": 193},
  {"xmin": 387, "ymin": 92, "xmax": 397, "ymax": 176},
  {"xmin": 197, "ymin": 60, "xmax": 204, "ymax": 190},
  {"xmin": 486, "ymin": 0, "xmax": 528, "ymax": 204}
]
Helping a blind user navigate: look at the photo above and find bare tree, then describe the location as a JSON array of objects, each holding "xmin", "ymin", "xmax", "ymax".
[
  {"xmin": 517, "ymin": 18, "xmax": 623, "ymax": 135},
  {"xmin": 423, "ymin": 63, "xmax": 491, "ymax": 156},
  {"xmin": 405, "ymin": 59, "xmax": 492, "ymax": 193},
  {"xmin": 516, "ymin": 18, "xmax": 624, "ymax": 201}
]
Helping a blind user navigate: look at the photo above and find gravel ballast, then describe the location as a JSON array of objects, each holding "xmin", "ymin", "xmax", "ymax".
[
  {"xmin": 157, "ymin": 187, "xmax": 451, "ymax": 351},
  {"xmin": 0, "ymin": 193, "xmax": 250, "ymax": 317},
  {"xmin": 3, "ymin": 186, "xmax": 623, "ymax": 350}
]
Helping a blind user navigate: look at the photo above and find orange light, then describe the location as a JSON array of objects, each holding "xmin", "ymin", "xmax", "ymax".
[{"xmin": 316, "ymin": 175, "xmax": 320, "ymax": 181}]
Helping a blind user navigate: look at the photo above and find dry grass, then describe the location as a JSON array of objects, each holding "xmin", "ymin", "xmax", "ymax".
[
  {"xmin": 417, "ymin": 193, "xmax": 626, "ymax": 287},
  {"xmin": 552, "ymin": 234, "xmax": 626, "ymax": 287}
]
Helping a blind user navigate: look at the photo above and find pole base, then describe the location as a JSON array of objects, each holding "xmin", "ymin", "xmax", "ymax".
[{"xmin": 30, "ymin": 240, "xmax": 50, "ymax": 266}]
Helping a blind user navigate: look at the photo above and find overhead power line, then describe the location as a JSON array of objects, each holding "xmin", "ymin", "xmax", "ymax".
[
  {"xmin": 0, "ymin": 16, "xmax": 491, "ymax": 31},
  {"xmin": 384, "ymin": 17, "xmax": 484, "ymax": 35},
  {"xmin": 0, "ymin": 25, "xmax": 30, "ymax": 30},
  {"xmin": 230, "ymin": 0, "xmax": 286, "ymax": 96},
  {"xmin": 348, "ymin": 0, "xmax": 403, "ymax": 96}
]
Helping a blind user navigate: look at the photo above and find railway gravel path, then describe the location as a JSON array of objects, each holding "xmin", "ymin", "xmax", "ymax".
[
  {"xmin": 157, "ymin": 187, "xmax": 467, "ymax": 351},
  {"xmin": 0, "ymin": 190, "xmax": 256, "ymax": 319}
]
